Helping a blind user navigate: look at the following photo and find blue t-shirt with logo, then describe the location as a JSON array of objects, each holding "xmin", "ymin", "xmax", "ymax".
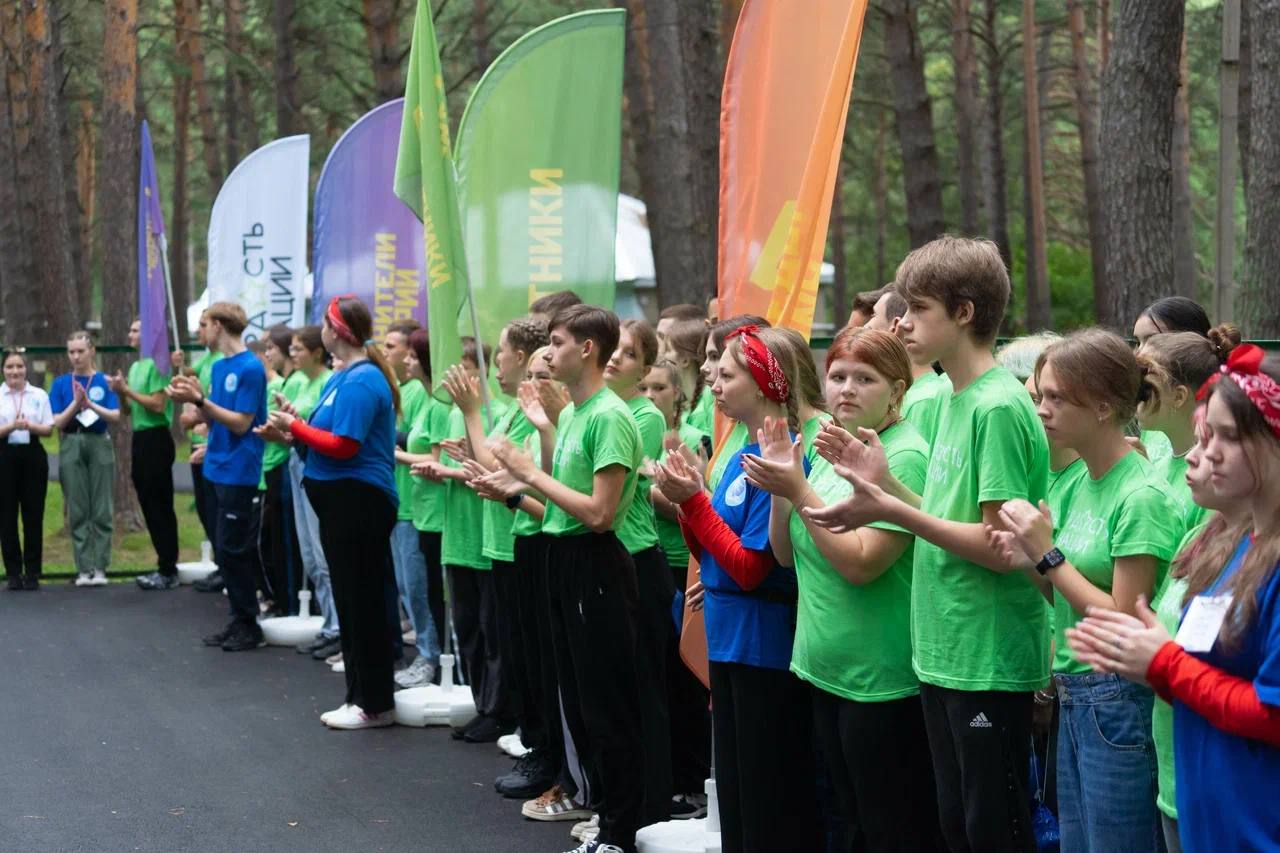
[
  {"xmin": 49, "ymin": 372, "xmax": 119, "ymax": 435},
  {"xmin": 203, "ymin": 350, "xmax": 266, "ymax": 487},
  {"xmin": 698, "ymin": 441, "xmax": 808, "ymax": 670},
  {"xmin": 1174, "ymin": 536, "xmax": 1280, "ymax": 852},
  {"xmin": 303, "ymin": 361, "xmax": 398, "ymax": 507}
]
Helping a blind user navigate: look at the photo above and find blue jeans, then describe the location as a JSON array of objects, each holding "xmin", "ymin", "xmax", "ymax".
[
  {"xmin": 391, "ymin": 519, "xmax": 441, "ymax": 663},
  {"xmin": 1055, "ymin": 672, "xmax": 1163, "ymax": 852},
  {"xmin": 288, "ymin": 450, "xmax": 338, "ymax": 639}
]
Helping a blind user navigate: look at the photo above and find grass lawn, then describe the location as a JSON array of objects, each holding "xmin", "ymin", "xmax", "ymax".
[{"xmin": 29, "ymin": 433, "xmax": 206, "ymax": 577}]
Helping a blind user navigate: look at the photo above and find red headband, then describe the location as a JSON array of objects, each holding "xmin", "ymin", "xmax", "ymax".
[
  {"xmin": 1196, "ymin": 344, "xmax": 1280, "ymax": 439},
  {"xmin": 326, "ymin": 295, "xmax": 362, "ymax": 347},
  {"xmin": 725, "ymin": 325, "xmax": 789, "ymax": 404}
]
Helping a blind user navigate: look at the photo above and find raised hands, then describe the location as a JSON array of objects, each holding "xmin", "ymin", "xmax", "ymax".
[
  {"xmin": 107, "ymin": 371, "xmax": 128, "ymax": 396},
  {"xmin": 490, "ymin": 435, "xmax": 539, "ymax": 483},
  {"xmin": 1064, "ymin": 598, "xmax": 1169, "ymax": 686},
  {"xmin": 813, "ymin": 420, "xmax": 889, "ymax": 487},
  {"xmin": 517, "ymin": 381, "xmax": 553, "ymax": 432},
  {"xmin": 996, "ymin": 499, "xmax": 1055, "ymax": 563},
  {"xmin": 443, "ymin": 364, "xmax": 482, "ymax": 416},
  {"xmin": 266, "ymin": 408, "xmax": 297, "ymax": 433},
  {"xmin": 741, "ymin": 416, "xmax": 807, "ymax": 500},
  {"xmin": 438, "ymin": 436, "xmax": 474, "ymax": 465},
  {"xmin": 535, "ymin": 379, "xmax": 569, "ymax": 427},
  {"xmin": 800, "ymin": 466, "xmax": 890, "ymax": 533},
  {"xmin": 653, "ymin": 448, "xmax": 704, "ymax": 504}
]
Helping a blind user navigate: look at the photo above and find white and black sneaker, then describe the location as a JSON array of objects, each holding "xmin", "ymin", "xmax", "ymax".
[
  {"xmin": 562, "ymin": 840, "xmax": 621, "ymax": 853},
  {"xmin": 136, "ymin": 571, "xmax": 180, "ymax": 591},
  {"xmin": 669, "ymin": 792, "xmax": 708, "ymax": 820},
  {"xmin": 394, "ymin": 656, "xmax": 436, "ymax": 689}
]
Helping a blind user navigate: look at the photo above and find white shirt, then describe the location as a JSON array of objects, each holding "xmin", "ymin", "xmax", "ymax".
[{"xmin": 0, "ymin": 382, "xmax": 53, "ymax": 445}]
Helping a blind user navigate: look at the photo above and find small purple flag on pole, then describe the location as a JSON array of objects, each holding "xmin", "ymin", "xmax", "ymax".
[{"xmin": 137, "ymin": 119, "xmax": 172, "ymax": 373}]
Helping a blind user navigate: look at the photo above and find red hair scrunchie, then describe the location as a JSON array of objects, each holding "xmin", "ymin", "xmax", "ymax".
[
  {"xmin": 1196, "ymin": 343, "xmax": 1280, "ymax": 439},
  {"xmin": 725, "ymin": 325, "xmax": 789, "ymax": 404}
]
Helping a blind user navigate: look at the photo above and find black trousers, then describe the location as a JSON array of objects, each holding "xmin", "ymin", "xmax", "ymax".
[
  {"xmin": 204, "ymin": 480, "xmax": 262, "ymax": 627},
  {"xmin": 631, "ymin": 545, "xmax": 676, "ymax": 823},
  {"xmin": 189, "ymin": 460, "xmax": 215, "ymax": 543},
  {"xmin": 810, "ymin": 686, "xmax": 945, "ymax": 852},
  {"xmin": 667, "ymin": 551, "xmax": 711, "ymax": 794},
  {"xmin": 417, "ymin": 531, "xmax": 447, "ymax": 653},
  {"xmin": 546, "ymin": 532, "xmax": 644, "ymax": 852},
  {"xmin": 513, "ymin": 534, "xmax": 559, "ymax": 762},
  {"xmin": 919, "ymin": 683, "xmax": 1035, "ymax": 853},
  {"xmin": 257, "ymin": 464, "xmax": 288, "ymax": 605},
  {"xmin": 131, "ymin": 427, "xmax": 178, "ymax": 576},
  {"xmin": 709, "ymin": 660, "xmax": 822, "ymax": 853},
  {"xmin": 447, "ymin": 564, "xmax": 508, "ymax": 720},
  {"xmin": 306, "ymin": 477, "xmax": 397, "ymax": 714},
  {"xmin": 491, "ymin": 556, "xmax": 529, "ymax": 732},
  {"xmin": 0, "ymin": 443, "xmax": 47, "ymax": 579}
]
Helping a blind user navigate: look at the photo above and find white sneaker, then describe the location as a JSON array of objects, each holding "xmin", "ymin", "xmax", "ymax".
[
  {"xmin": 402, "ymin": 629, "xmax": 417, "ymax": 645},
  {"xmin": 89, "ymin": 570, "xmax": 108, "ymax": 586},
  {"xmin": 74, "ymin": 573, "xmax": 92, "ymax": 587},
  {"xmin": 497, "ymin": 732, "xmax": 531, "ymax": 758},
  {"xmin": 323, "ymin": 705, "xmax": 394, "ymax": 730},
  {"xmin": 331, "ymin": 660, "xmax": 346, "ymax": 673},
  {"xmin": 521, "ymin": 786, "xmax": 593, "ymax": 822},
  {"xmin": 393, "ymin": 656, "xmax": 436, "ymax": 688},
  {"xmin": 570, "ymin": 814, "xmax": 600, "ymax": 841},
  {"xmin": 319, "ymin": 704, "xmax": 350, "ymax": 725}
]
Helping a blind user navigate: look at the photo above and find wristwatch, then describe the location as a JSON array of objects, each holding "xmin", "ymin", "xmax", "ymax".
[
  {"xmin": 195, "ymin": 395, "xmax": 207, "ymax": 409},
  {"xmin": 505, "ymin": 493, "xmax": 523, "ymax": 510},
  {"xmin": 1035, "ymin": 547, "xmax": 1066, "ymax": 576}
]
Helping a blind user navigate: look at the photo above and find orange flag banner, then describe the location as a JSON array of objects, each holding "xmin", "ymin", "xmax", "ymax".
[{"xmin": 681, "ymin": 0, "xmax": 869, "ymax": 688}]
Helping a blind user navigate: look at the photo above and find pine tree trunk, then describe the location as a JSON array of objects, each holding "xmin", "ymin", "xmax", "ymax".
[
  {"xmin": 99, "ymin": 0, "xmax": 143, "ymax": 530},
  {"xmin": 632, "ymin": 0, "xmax": 720, "ymax": 308},
  {"xmin": 874, "ymin": 109, "xmax": 889, "ymax": 286},
  {"xmin": 979, "ymin": 0, "xmax": 1011, "ymax": 269},
  {"xmin": 1099, "ymin": 0, "xmax": 1184, "ymax": 330},
  {"xmin": 171, "ymin": 62, "xmax": 191, "ymax": 334},
  {"xmin": 1239, "ymin": 0, "xmax": 1251, "ymax": 196},
  {"xmin": 224, "ymin": 0, "xmax": 241, "ymax": 168},
  {"xmin": 829, "ymin": 158, "xmax": 849, "ymax": 323},
  {"xmin": 274, "ymin": 0, "xmax": 299, "ymax": 136},
  {"xmin": 1022, "ymin": 0, "xmax": 1050, "ymax": 330},
  {"xmin": 952, "ymin": 0, "xmax": 982, "ymax": 235},
  {"xmin": 74, "ymin": 99, "xmax": 95, "ymax": 313},
  {"xmin": 1171, "ymin": 31, "xmax": 1197, "ymax": 299},
  {"xmin": 1238, "ymin": 0, "xmax": 1280, "ymax": 337},
  {"xmin": 1067, "ymin": 0, "xmax": 1107, "ymax": 321},
  {"xmin": 473, "ymin": 0, "xmax": 492, "ymax": 71},
  {"xmin": 48, "ymin": 8, "xmax": 89, "ymax": 315},
  {"xmin": 22, "ymin": 0, "xmax": 81, "ymax": 328},
  {"xmin": 225, "ymin": 0, "xmax": 258, "ymax": 156},
  {"xmin": 177, "ymin": 0, "xmax": 221, "ymax": 188},
  {"xmin": 363, "ymin": 0, "xmax": 404, "ymax": 103},
  {"xmin": 883, "ymin": 0, "xmax": 945, "ymax": 248},
  {"xmin": 0, "ymin": 13, "xmax": 40, "ymax": 345}
]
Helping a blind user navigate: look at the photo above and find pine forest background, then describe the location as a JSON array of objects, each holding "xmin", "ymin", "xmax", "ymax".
[{"xmin": 2, "ymin": 0, "xmax": 1279, "ymax": 356}]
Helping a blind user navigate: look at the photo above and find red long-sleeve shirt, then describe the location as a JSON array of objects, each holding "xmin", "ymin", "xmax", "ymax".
[
  {"xmin": 1147, "ymin": 640, "xmax": 1280, "ymax": 747},
  {"xmin": 677, "ymin": 491, "xmax": 775, "ymax": 590},
  {"xmin": 289, "ymin": 419, "xmax": 359, "ymax": 460}
]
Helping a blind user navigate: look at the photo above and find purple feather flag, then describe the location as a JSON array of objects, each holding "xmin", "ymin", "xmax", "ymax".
[{"xmin": 137, "ymin": 119, "xmax": 171, "ymax": 373}]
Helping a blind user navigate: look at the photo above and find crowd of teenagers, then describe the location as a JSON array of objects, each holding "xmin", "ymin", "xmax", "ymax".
[{"xmin": 1, "ymin": 234, "xmax": 1278, "ymax": 853}]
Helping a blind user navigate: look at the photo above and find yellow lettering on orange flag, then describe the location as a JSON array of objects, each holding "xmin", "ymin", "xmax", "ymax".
[{"xmin": 748, "ymin": 200, "xmax": 798, "ymax": 294}]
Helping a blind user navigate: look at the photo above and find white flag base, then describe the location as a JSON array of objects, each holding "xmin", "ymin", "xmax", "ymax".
[
  {"xmin": 637, "ymin": 778, "xmax": 721, "ymax": 853},
  {"xmin": 259, "ymin": 589, "xmax": 324, "ymax": 646},
  {"xmin": 393, "ymin": 654, "xmax": 476, "ymax": 728},
  {"xmin": 177, "ymin": 541, "xmax": 218, "ymax": 584}
]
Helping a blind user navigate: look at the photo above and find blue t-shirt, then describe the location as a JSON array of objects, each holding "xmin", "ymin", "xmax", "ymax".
[
  {"xmin": 303, "ymin": 361, "xmax": 398, "ymax": 507},
  {"xmin": 202, "ymin": 350, "xmax": 266, "ymax": 487},
  {"xmin": 49, "ymin": 372, "xmax": 119, "ymax": 435},
  {"xmin": 699, "ymin": 441, "xmax": 808, "ymax": 670},
  {"xmin": 1174, "ymin": 536, "xmax": 1280, "ymax": 852}
]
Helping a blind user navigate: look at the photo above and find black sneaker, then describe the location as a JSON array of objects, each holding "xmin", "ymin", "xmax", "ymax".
[
  {"xmin": 296, "ymin": 634, "xmax": 329, "ymax": 654},
  {"xmin": 221, "ymin": 623, "xmax": 266, "ymax": 652},
  {"xmin": 451, "ymin": 715, "xmax": 485, "ymax": 741},
  {"xmin": 193, "ymin": 571, "xmax": 224, "ymax": 593},
  {"xmin": 203, "ymin": 623, "xmax": 235, "ymax": 647},
  {"xmin": 669, "ymin": 792, "xmax": 708, "ymax": 820},
  {"xmin": 310, "ymin": 637, "xmax": 343, "ymax": 660},
  {"xmin": 6, "ymin": 576, "xmax": 21, "ymax": 591},
  {"xmin": 136, "ymin": 571, "xmax": 180, "ymax": 591},
  {"xmin": 22, "ymin": 576, "xmax": 39, "ymax": 591},
  {"xmin": 463, "ymin": 715, "xmax": 512, "ymax": 744},
  {"xmin": 495, "ymin": 752, "xmax": 556, "ymax": 799}
]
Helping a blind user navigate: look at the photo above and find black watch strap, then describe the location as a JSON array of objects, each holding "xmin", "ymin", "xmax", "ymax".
[
  {"xmin": 1035, "ymin": 547, "xmax": 1066, "ymax": 576},
  {"xmin": 505, "ymin": 493, "xmax": 523, "ymax": 510}
]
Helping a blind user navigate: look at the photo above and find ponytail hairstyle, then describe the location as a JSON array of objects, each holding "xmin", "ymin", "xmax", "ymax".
[
  {"xmin": 1034, "ymin": 328, "xmax": 1146, "ymax": 424},
  {"xmin": 330, "ymin": 295, "xmax": 400, "ymax": 415},
  {"xmin": 663, "ymin": 318, "xmax": 709, "ymax": 415},
  {"xmin": 1138, "ymin": 296, "xmax": 1211, "ymax": 338},
  {"xmin": 1182, "ymin": 351, "xmax": 1280, "ymax": 649},
  {"xmin": 737, "ymin": 327, "xmax": 808, "ymax": 433},
  {"xmin": 1137, "ymin": 325, "xmax": 1241, "ymax": 415},
  {"xmin": 649, "ymin": 358, "xmax": 687, "ymax": 424},
  {"xmin": 504, "ymin": 316, "xmax": 550, "ymax": 358}
]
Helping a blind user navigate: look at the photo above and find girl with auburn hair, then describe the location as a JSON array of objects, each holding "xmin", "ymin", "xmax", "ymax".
[
  {"xmin": 741, "ymin": 327, "xmax": 942, "ymax": 850},
  {"xmin": 1136, "ymin": 325, "xmax": 1241, "ymax": 532},
  {"xmin": 992, "ymin": 328, "xmax": 1181, "ymax": 851},
  {"xmin": 1066, "ymin": 346, "xmax": 1280, "ymax": 853},
  {"xmin": 652, "ymin": 324, "xmax": 821, "ymax": 852},
  {"xmin": 266, "ymin": 295, "xmax": 400, "ymax": 730}
]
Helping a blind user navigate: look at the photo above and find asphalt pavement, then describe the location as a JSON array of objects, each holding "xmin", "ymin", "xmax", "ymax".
[{"xmin": 0, "ymin": 583, "xmax": 571, "ymax": 852}]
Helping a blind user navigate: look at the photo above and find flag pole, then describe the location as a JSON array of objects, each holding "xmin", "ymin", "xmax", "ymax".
[
  {"xmin": 463, "ymin": 275, "xmax": 493, "ymax": 433},
  {"xmin": 157, "ymin": 232, "xmax": 182, "ymax": 356}
]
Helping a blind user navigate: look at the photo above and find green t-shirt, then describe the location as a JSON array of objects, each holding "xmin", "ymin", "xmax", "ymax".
[
  {"xmin": 126, "ymin": 358, "xmax": 172, "ymax": 430},
  {"xmin": 261, "ymin": 374, "xmax": 289, "ymax": 473},
  {"xmin": 790, "ymin": 419, "xmax": 928, "ymax": 702},
  {"xmin": 407, "ymin": 395, "xmax": 451, "ymax": 533},
  {"xmin": 1152, "ymin": 522, "xmax": 1202, "ymax": 820},
  {"xmin": 440, "ymin": 402, "xmax": 502, "ymax": 568},
  {"xmin": 1141, "ymin": 429, "xmax": 1174, "ymax": 466},
  {"xmin": 686, "ymin": 386, "xmax": 715, "ymax": 434},
  {"xmin": 542, "ymin": 386, "xmax": 641, "ymax": 538},
  {"xmin": 288, "ymin": 368, "xmax": 332, "ymax": 420},
  {"xmin": 657, "ymin": 418, "xmax": 710, "ymax": 568},
  {"xmin": 1051, "ymin": 451, "xmax": 1181, "ymax": 674},
  {"xmin": 709, "ymin": 421, "xmax": 750, "ymax": 491},
  {"xmin": 482, "ymin": 406, "xmax": 536, "ymax": 561},
  {"xmin": 911, "ymin": 366, "xmax": 1051, "ymax": 691},
  {"xmin": 189, "ymin": 349, "xmax": 222, "ymax": 446},
  {"xmin": 1044, "ymin": 458, "xmax": 1089, "ymax": 641},
  {"xmin": 510, "ymin": 428, "xmax": 546, "ymax": 539},
  {"xmin": 1156, "ymin": 451, "xmax": 1211, "ymax": 534},
  {"xmin": 614, "ymin": 395, "xmax": 664, "ymax": 554},
  {"xmin": 394, "ymin": 380, "xmax": 429, "ymax": 521},
  {"xmin": 901, "ymin": 370, "xmax": 952, "ymax": 446}
]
